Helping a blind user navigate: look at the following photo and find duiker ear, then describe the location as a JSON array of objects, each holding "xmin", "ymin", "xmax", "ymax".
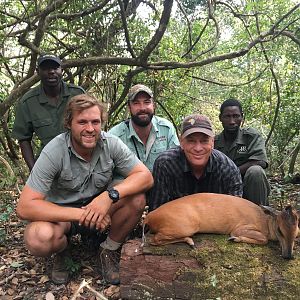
[
  {"xmin": 283, "ymin": 205, "xmax": 298, "ymax": 219},
  {"xmin": 260, "ymin": 205, "xmax": 279, "ymax": 216},
  {"xmin": 284, "ymin": 205, "xmax": 293, "ymax": 214},
  {"xmin": 283, "ymin": 205, "xmax": 299, "ymax": 225}
]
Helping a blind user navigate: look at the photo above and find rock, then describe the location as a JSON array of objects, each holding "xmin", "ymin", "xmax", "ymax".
[{"xmin": 120, "ymin": 233, "xmax": 300, "ymax": 299}]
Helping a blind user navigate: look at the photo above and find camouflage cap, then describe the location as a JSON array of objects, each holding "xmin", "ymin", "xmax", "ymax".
[
  {"xmin": 37, "ymin": 54, "xmax": 61, "ymax": 66},
  {"xmin": 181, "ymin": 114, "xmax": 214, "ymax": 138},
  {"xmin": 128, "ymin": 84, "xmax": 153, "ymax": 102}
]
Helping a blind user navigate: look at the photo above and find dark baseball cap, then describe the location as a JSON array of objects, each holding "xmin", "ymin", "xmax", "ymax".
[
  {"xmin": 128, "ymin": 84, "xmax": 153, "ymax": 102},
  {"xmin": 37, "ymin": 54, "xmax": 62, "ymax": 67},
  {"xmin": 181, "ymin": 114, "xmax": 214, "ymax": 138}
]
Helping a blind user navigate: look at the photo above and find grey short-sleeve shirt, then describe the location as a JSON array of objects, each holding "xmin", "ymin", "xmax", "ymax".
[{"xmin": 26, "ymin": 131, "xmax": 140, "ymax": 205}]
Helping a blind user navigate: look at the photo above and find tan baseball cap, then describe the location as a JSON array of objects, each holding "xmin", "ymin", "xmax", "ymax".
[
  {"xmin": 128, "ymin": 84, "xmax": 153, "ymax": 102},
  {"xmin": 181, "ymin": 114, "xmax": 214, "ymax": 138}
]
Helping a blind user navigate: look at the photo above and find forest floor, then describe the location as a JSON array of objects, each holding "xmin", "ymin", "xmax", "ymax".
[{"xmin": 0, "ymin": 176, "xmax": 299, "ymax": 300}]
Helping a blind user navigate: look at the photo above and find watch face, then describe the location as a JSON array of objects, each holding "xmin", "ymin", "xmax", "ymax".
[
  {"xmin": 108, "ymin": 188, "xmax": 119, "ymax": 201},
  {"xmin": 110, "ymin": 190, "xmax": 119, "ymax": 199}
]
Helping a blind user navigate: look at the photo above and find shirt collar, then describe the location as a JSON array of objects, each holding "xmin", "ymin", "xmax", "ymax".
[
  {"xmin": 217, "ymin": 128, "xmax": 243, "ymax": 148},
  {"xmin": 66, "ymin": 131, "xmax": 105, "ymax": 159},
  {"xmin": 235, "ymin": 128, "xmax": 244, "ymax": 144},
  {"xmin": 38, "ymin": 80, "xmax": 66, "ymax": 104}
]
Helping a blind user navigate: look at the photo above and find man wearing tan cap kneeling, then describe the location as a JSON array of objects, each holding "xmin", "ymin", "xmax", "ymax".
[{"xmin": 149, "ymin": 114, "xmax": 243, "ymax": 211}]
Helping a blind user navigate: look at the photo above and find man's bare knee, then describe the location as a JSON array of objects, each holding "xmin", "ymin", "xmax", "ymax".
[
  {"xmin": 110, "ymin": 193, "xmax": 146, "ymax": 216},
  {"xmin": 128, "ymin": 193, "xmax": 146, "ymax": 214},
  {"xmin": 24, "ymin": 222, "xmax": 67, "ymax": 257}
]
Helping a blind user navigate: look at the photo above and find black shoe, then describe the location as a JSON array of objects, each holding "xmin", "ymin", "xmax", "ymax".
[
  {"xmin": 98, "ymin": 246, "xmax": 120, "ymax": 285},
  {"xmin": 51, "ymin": 248, "xmax": 71, "ymax": 284}
]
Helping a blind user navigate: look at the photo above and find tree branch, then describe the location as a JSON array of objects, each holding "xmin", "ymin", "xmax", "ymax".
[
  {"xmin": 138, "ymin": 0, "xmax": 173, "ymax": 63},
  {"xmin": 156, "ymin": 99, "xmax": 179, "ymax": 136},
  {"xmin": 191, "ymin": 67, "xmax": 268, "ymax": 87},
  {"xmin": 194, "ymin": 14, "xmax": 220, "ymax": 60},
  {"xmin": 117, "ymin": 0, "xmax": 136, "ymax": 58},
  {"xmin": 0, "ymin": 74, "xmax": 39, "ymax": 117},
  {"xmin": 182, "ymin": 18, "xmax": 210, "ymax": 58},
  {"xmin": 176, "ymin": 0, "xmax": 193, "ymax": 55},
  {"xmin": 253, "ymin": 13, "xmax": 281, "ymax": 146}
]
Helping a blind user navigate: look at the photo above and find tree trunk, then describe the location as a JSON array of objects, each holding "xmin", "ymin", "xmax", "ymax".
[{"xmin": 288, "ymin": 138, "xmax": 300, "ymax": 175}]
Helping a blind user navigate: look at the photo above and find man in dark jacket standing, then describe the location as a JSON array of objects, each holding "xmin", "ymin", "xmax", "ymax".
[
  {"xmin": 12, "ymin": 54, "xmax": 85, "ymax": 170},
  {"xmin": 214, "ymin": 98, "xmax": 270, "ymax": 205}
]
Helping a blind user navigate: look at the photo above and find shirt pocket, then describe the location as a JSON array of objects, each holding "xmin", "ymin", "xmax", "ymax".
[
  {"xmin": 93, "ymin": 166, "xmax": 113, "ymax": 190},
  {"xmin": 56, "ymin": 169, "xmax": 82, "ymax": 191},
  {"xmin": 32, "ymin": 118, "xmax": 54, "ymax": 138},
  {"xmin": 149, "ymin": 144, "xmax": 168, "ymax": 167}
]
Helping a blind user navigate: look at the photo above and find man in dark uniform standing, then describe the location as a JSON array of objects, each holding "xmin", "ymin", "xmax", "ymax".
[
  {"xmin": 214, "ymin": 98, "xmax": 270, "ymax": 205},
  {"xmin": 12, "ymin": 54, "xmax": 85, "ymax": 170}
]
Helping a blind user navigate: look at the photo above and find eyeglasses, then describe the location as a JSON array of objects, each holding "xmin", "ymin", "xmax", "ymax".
[{"xmin": 221, "ymin": 114, "xmax": 242, "ymax": 120}]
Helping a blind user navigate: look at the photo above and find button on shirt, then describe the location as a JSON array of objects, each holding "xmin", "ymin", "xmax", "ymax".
[
  {"xmin": 149, "ymin": 147, "xmax": 243, "ymax": 211},
  {"xmin": 26, "ymin": 131, "xmax": 140, "ymax": 206},
  {"xmin": 108, "ymin": 116, "xmax": 179, "ymax": 172},
  {"xmin": 12, "ymin": 81, "xmax": 85, "ymax": 149},
  {"xmin": 214, "ymin": 127, "xmax": 268, "ymax": 167}
]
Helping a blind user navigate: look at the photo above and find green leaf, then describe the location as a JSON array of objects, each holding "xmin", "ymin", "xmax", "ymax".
[{"xmin": 10, "ymin": 261, "xmax": 23, "ymax": 268}]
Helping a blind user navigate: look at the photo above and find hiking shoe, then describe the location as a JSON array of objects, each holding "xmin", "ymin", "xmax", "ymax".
[
  {"xmin": 98, "ymin": 247, "xmax": 121, "ymax": 285},
  {"xmin": 51, "ymin": 248, "xmax": 71, "ymax": 284}
]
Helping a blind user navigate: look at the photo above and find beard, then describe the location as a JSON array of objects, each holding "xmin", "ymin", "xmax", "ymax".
[{"xmin": 131, "ymin": 112, "xmax": 154, "ymax": 127}]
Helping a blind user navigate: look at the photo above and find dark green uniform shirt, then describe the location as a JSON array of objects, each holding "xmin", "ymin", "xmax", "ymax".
[
  {"xmin": 12, "ymin": 81, "xmax": 84, "ymax": 148},
  {"xmin": 214, "ymin": 127, "xmax": 268, "ymax": 167}
]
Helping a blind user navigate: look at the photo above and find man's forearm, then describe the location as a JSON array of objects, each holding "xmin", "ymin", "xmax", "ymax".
[
  {"xmin": 239, "ymin": 160, "xmax": 267, "ymax": 176},
  {"xmin": 114, "ymin": 167, "xmax": 153, "ymax": 199},
  {"xmin": 19, "ymin": 140, "xmax": 35, "ymax": 170},
  {"xmin": 17, "ymin": 198, "xmax": 83, "ymax": 222}
]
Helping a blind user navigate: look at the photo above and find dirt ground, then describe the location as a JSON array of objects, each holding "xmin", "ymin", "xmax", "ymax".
[{"xmin": 0, "ymin": 178, "xmax": 299, "ymax": 299}]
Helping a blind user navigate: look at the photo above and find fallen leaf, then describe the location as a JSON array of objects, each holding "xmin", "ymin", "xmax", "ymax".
[
  {"xmin": 10, "ymin": 261, "xmax": 23, "ymax": 268},
  {"xmin": 103, "ymin": 285, "xmax": 120, "ymax": 299},
  {"xmin": 39, "ymin": 275, "xmax": 49, "ymax": 283},
  {"xmin": 20, "ymin": 276, "xmax": 29, "ymax": 282},
  {"xmin": 45, "ymin": 291, "xmax": 55, "ymax": 300},
  {"xmin": 11, "ymin": 277, "xmax": 18, "ymax": 285},
  {"xmin": 69, "ymin": 282, "xmax": 82, "ymax": 293},
  {"xmin": 7, "ymin": 288, "xmax": 15, "ymax": 295},
  {"xmin": 29, "ymin": 269, "xmax": 36, "ymax": 275}
]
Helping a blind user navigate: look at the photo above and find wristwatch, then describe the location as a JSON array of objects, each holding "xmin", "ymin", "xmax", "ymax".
[{"xmin": 107, "ymin": 187, "xmax": 120, "ymax": 203}]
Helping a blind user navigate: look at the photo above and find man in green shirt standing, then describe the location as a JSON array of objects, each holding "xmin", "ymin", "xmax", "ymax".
[
  {"xmin": 12, "ymin": 54, "xmax": 85, "ymax": 170},
  {"xmin": 108, "ymin": 84, "xmax": 179, "ymax": 172},
  {"xmin": 214, "ymin": 98, "xmax": 270, "ymax": 205}
]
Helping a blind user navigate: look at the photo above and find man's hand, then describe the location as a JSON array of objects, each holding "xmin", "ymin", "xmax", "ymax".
[
  {"xmin": 99, "ymin": 214, "xmax": 111, "ymax": 231},
  {"xmin": 79, "ymin": 192, "xmax": 112, "ymax": 229}
]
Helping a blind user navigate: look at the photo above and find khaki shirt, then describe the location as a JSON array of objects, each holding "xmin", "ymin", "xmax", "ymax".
[
  {"xmin": 214, "ymin": 127, "xmax": 268, "ymax": 167},
  {"xmin": 12, "ymin": 81, "xmax": 85, "ymax": 148},
  {"xmin": 26, "ymin": 132, "xmax": 140, "ymax": 206},
  {"xmin": 108, "ymin": 116, "xmax": 179, "ymax": 172}
]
